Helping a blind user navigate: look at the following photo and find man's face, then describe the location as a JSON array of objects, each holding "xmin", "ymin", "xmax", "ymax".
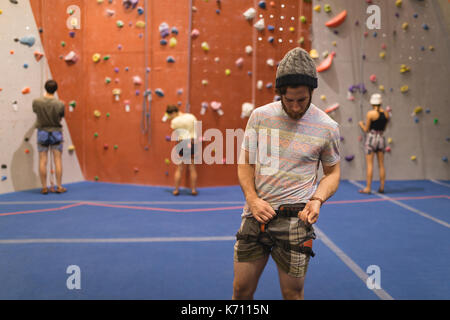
[{"xmin": 281, "ymin": 86, "xmax": 312, "ymax": 120}]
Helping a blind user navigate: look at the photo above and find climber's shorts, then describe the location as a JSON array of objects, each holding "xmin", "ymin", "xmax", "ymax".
[
  {"xmin": 234, "ymin": 215, "xmax": 316, "ymax": 278},
  {"xmin": 365, "ymin": 130, "xmax": 385, "ymax": 155},
  {"xmin": 37, "ymin": 142, "xmax": 63, "ymax": 153}
]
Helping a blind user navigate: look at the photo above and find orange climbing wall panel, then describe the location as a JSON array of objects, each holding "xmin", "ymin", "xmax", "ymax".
[{"xmin": 29, "ymin": 0, "xmax": 312, "ymax": 187}]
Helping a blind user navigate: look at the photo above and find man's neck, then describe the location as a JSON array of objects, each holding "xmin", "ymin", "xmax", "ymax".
[{"xmin": 44, "ymin": 93, "xmax": 54, "ymax": 98}]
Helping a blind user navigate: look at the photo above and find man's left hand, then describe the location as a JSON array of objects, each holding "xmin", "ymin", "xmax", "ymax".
[{"xmin": 298, "ymin": 200, "xmax": 321, "ymax": 224}]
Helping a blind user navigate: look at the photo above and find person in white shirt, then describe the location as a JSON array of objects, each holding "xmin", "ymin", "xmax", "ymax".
[{"xmin": 166, "ymin": 105, "xmax": 199, "ymax": 196}]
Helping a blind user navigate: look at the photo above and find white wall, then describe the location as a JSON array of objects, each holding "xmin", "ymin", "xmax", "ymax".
[
  {"xmin": 312, "ymin": 0, "xmax": 450, "ymax": 180},
  {"xmin": 0, "ymin": 0, "xmax": 83, "ymax": 194}
]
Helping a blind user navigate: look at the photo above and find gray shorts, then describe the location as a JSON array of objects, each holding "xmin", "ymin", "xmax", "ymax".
[
  {"xmin": 234, "ymin": 216, "xmax": 316, "ymax": 278},
  {"xmin": 365, "ymin": 130, "xmax": 385, "ymax": 155}
]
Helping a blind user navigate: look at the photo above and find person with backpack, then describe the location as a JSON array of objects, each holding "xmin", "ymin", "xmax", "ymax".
[{"xmin": 32, "ymin": 80, "xmax": 67, "ymax": 194}]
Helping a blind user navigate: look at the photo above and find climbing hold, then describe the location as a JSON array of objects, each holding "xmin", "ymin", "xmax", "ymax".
[
  {"xmin": 320, "ymin": 95, "xmax": 326, "ymax": 101},
  {"xmin": 400, "ymin": 85, "xmax": 409, "ymax": 93},
  {"xmin": 254, "ymin": 19, "xmax": 265, "ymax": 31},
  {"xmin": 413, "ymin": 106, "xmax": 423, "ymax": 115},
  {"xmin": 169, "ymin": 37, "xmax": 177, "ymax": 48},
  {"xmin": 68, "ymin": 145, "xmax": 75, "ymax": 152},
  {"xmin": 64, "ymin": 51, "xmax": 78, "ymax": 64},
  {"xmin": 1, "ymin": 176, "xmax": 6, "ymax": 182},
  {"xmin": 136, "ymin": 20, "xmax": 145, "ymax": 28},
  {"xmin": 133, "ymin": 76, "xmax": 142, "ymax": 85},
  {"xmin": 241, "ymin": 103, "xmax": 254, "ymax": 118},
  {"xmin": 309, "ymin": 49, "xmax": 319, "ymax": 59},
  {"xmin": 94, "ymin": 176, "xmax": 99, "ymax": 181},
  {"xmin": 94, "ymin": 110, "xmax": 101, "ymax": 118},
  {"xmin": 325, "ymin": 103, "xmax": 339, "ymax": 113},
  {"xmin": 433, "ymin": 118, "xmax": 438, "ymax": 125},
  {"xmin": 69, "ymin": 100, "xmax": 76, "ymax": 109},
  {"xmin": 200, "ymin": 102, "xmax": 209, "ymax": 115},
  {"xmin": 266, "ymin": 59, "xmax": 275, "ymax": 67},
  {"xmin": 257, "ymin": 80, "xmax": 263, "ymax": 90},
  {"xmin": 166, "ymin": 56, "xmax": 175, "ymax": 63},
  {"xmin": 112, "ymin": 88, "xmax": 121, "ymax": 101},
  {"xmin": 24, "ymin": 149, "xmax": 30, "ymax": 154},
  {"xmin": 442, "ymin": 156, "xmax": 448, "ymax": 162},
  {"xmin": 123, "ymin": 0, "xmax": 139, "ymax": 10},
  {"xmin": 201, "ymin": 42, "xmax": 210, "ymax": 52},
  {"xmin": 92, "ymin": 53, "xmax": 101, "ymax": 63},
  {"xmin": 191, "ymin": 29, "xmax": 200, "ymax": 38},
  {"xmin": 299, "ymin": 16, "xmax": 307, "ymax": 24},
  {"xmin": 94, "ymin": 132, "xmax": 99, "ymax": 138},
  {"xmin": 18, "ymin": 36, "xmax": 36, "ymax": 47},
  {"xmin": 34, "ymin": 51, "xmax": 44, "ymax": 61},
  {"xmin": 325, "ymin": 10, "xmax": 347, "ymax": 28},
  {"xmin": 314, "ymin": 5, "xmax": 321, "ymax": 12},
  {"xmin": 124, "ymin": 100, "xmax": 131, "ymax": 112},
  {"xmin": 155, "ymin": 88, "xmax": 165, "ymax": 97},
  {"xmin": 400, "ymin": 64, "xmax": 410, "ymax": 73},
  {"xmin": 211, "ymin": 101, "xmax": 224, "ymax": 116},
  {"xmin": 235, "ymin": 57, "xmax": 244, "ymax": 68},
  {"xmin": 370, "ymin": 74, "xmax": 377, "ymax": 82},
  {"xmin": 22, "ymin": 87, "xmax": 31, "ymax": 94},
  {"xmin": 385, "ymin": 146, "xmax": 391, "ymax": 153},
  {"xmin": 258, "ymin": 1, "xmax": 266, "ymax": 9},
  {"xmin": 103, "ymin": 55, "xmax": 110, "ymax": 61},
  {"xmin": 116, "ymin": 20, "xmax": 124, "ymax": 28},
  {"xmin": 395, "ymin": 0, "xmax": 402, "ymax": 7},
  {"xmin": 379, "ymin": 52, "xmax": 386, "ymax": 59},
  {"xmin": 159, "ymin": 22, "xmax": 170, "ymax": 38},
  {"xmin": 345, "ymin": 155, "xmax": 355, "ymax": 162},
  {"xmin": 410, "ymin": 155, "xmax": 417, "ymax": 161},
  {"xmin": 164, "ymin": 158, "xmax": 170, "ymax": 165},
  {"xmin": 422, "ymin": 24, "xmax": 429, "ymax": 31},
  {"xmin": 171, "ymin": 27, "xmax": 179, "ymax": 35},
  {"xmin": 387, "ymin": 137, "xmax": 393, "ymax": 144},
  {"xmin": 324, "ymin": 4, "xmax": 331, "ymax": 13},
  {"xmin": 243, "ymin": 8, "xmax": 256, "ymax": 20},
  {"xmin": 201, "ymin": 80, "xmax": 208, "ymax": 86},
  {"xmin": 317, "ymin": 52, "xmax": 336, "ymax": 72},
  {"xmin": 401, "ymin": 22, "xmax": 408, "ymax": 30}
]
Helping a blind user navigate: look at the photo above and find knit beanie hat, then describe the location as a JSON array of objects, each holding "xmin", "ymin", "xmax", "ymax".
[{"xmin": 276, "ymin": 47, "xmax": 318, "ymax": 89}]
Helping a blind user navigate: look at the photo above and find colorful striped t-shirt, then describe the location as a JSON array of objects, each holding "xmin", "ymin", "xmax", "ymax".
[{"xmin": 241, "ymin": 101, "xmax": 340, "ymax": 216}]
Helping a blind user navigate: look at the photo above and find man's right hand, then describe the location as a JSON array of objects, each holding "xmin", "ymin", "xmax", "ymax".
[{"xmin": 248, "ymin": 197, "xmax": 276, "ymax": 224}]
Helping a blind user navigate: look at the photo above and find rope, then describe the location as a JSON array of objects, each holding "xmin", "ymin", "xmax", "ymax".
[{"xmin": 186, "ymin": 0, "xmax": 193, "ymax": 113}]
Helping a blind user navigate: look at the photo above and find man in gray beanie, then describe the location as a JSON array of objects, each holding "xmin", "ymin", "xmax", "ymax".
[{"xmin": 233, "ymin": 47, "xmax": 341, "ymax": 300}]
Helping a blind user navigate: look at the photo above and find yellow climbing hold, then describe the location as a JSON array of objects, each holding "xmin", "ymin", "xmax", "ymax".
[
  {"xmin": 400, "ymin": 85, "xmax": 409, "ymax": 93},
  {"xmin": 410, "ymin": 155, "xmax": 417, "ymax": 161},
  {"xmin": 413, "ymin": 106, "xmax": 423, "ymax": 114},
  {"xmin": 400, "ymin": 64, "xmax": 411, "ymax": 73},
  {"xmin": 402, "ymin": 22, "xmax": 408, "ymax": 30},
  {"xmin": 164, "ymin": 158, "xmax": 170, "ymax": 165},
  {"xmin": 396, "ymin": 0, "xmax": 402, "ymax": 8},
  {"xmin": 92, "ymin": 53, "xmax": 101, "ymax": 63},
  {"xmin": 201, "ymin": 42, "xmax": 210, "ymax": 52},
  {"xmin": 379, "ymin": 51, "xmax": 386, "ymax": 59},
  {"xmin": 314, "ymin": 5, "xmax": 321, "ymax": 12},
  {"xmin": 169, "ymin": 37, "xmax": 177, "ymax": 48},
  {"xmin": 387, "ymin": 137, "xmax": 393, "ymax": 144},
  {"xmin": 136, "ymin": 20, "xmax": 146, "ymax": 28},
  {"xmin": 94, "ymin": 110, "xmax": 101, "ymax": 118},
  {"xmin": 225, "ymin": 69, "xmax": 231, "ymax": 76},
  {"xmin": 309, "ymin": 49, "xmax": 319, "ymax": 59},
  {"xmin": 379, "ymin": 85, "xmax": 385, "ymax": 92}
]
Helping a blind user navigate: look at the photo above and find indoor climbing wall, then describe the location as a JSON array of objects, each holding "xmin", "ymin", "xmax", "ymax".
[
  {"xmin": 1, "ymin": 0, "xmax": 313, "ymax": 190},
  {"xmin": 188, "ymin": 0, "xmax": 313, "ymax": 186},
  {"xmin": 0, "ymin": 0, "xmax": 83, "ymax": 194},
  {"xmin": 310, "ymin": 0, "xmax": 449, "ymax": 180}
]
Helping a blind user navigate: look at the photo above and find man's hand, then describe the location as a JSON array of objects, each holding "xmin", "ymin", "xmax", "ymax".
[
  {"xmin": 298, "ymin": 200, "xmax": 321, "ymax": 225},
  {"xmin": 248, "ymin": 198, "xmax": 276, "ymax": 224}
]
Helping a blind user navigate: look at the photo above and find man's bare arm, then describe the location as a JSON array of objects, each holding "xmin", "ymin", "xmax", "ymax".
[{"xmin": 238, "ymin": 150, "xmax": 275, "ymax": 223}]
